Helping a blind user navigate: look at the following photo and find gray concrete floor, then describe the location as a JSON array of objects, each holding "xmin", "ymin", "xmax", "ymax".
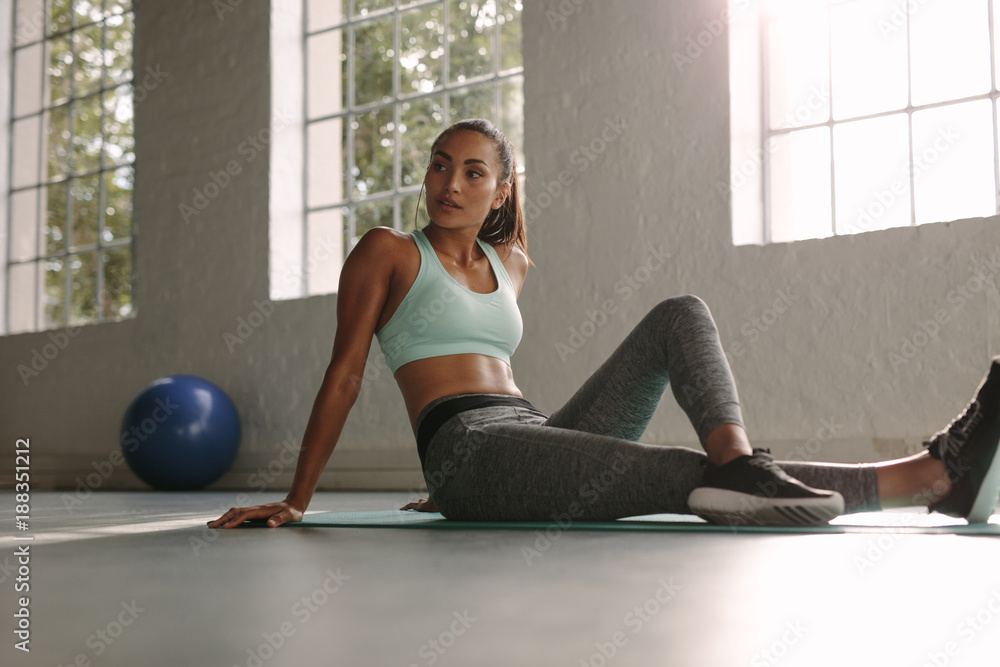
[{"xmin": 2, "ymin": 491, "xmax": 1000, "ymax": 667}]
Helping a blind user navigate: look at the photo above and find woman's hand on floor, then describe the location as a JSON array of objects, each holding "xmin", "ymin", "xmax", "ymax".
[
  {"xmin": 400, "ymin": 497, "xmax": 438, "ymax": 512},
  {"xmin": 208, "ymin": 499, "xmax": 304, "ymax": 529}
]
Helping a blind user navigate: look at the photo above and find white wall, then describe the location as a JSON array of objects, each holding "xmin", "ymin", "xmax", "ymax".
[{"xmin": 1, "ymin": 0, "xmax": 997, "ymax": 495}]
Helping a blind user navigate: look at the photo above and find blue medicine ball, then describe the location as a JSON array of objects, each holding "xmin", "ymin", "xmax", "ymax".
[{"xmin": 121, "ymin": 374, "xmax": 241, "ymax": 490}]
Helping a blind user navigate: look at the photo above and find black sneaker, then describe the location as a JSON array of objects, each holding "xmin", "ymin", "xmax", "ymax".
[
  {"xmin": 688, "ymin": 448, "xmax": 845, "ymax": 526},
  {"xmin": 925, "ymin": 357, "xmax": 1000, "ymax": 523}
]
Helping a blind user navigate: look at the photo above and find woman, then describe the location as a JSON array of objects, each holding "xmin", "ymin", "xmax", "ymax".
[{"xmin": 210, "ymin": 119, "xmax": 1000, "ymax": 530}]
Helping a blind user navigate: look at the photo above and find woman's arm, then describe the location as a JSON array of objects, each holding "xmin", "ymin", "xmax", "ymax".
[{"xmin": 209, "ymin": 228, "xmax": 399, "ymax": 528}]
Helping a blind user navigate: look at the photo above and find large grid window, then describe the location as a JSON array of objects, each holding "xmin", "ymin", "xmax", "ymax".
[
  {"xmin": 3, "ymin": 0, "xmax": 135, "ymax": 335},
  {"xmin": 729, "ymin": 0, "xmax": 1000, "ymax": 245},
  {"xmin": 298, "ymin": 0, "xmax": 523, "ymax": 296}
]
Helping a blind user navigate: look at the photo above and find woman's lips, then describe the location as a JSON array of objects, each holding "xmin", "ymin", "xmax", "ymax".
[{"xmin": 438, "ymin": 199, "xmax": 462, "ymax": 211}]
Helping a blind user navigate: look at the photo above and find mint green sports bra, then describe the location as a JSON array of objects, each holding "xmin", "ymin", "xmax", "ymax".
[{"xmin": 375, "ymin": 228, "xmax": 523, "ymax": 374}]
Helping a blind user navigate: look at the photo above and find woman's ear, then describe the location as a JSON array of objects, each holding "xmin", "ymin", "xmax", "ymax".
[{"xmin": 492, "ymin": 182, "xmax": 511, "ymax": 210}]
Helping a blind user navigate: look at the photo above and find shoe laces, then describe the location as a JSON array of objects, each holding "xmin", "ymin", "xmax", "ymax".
[
  {"xmin": 746, "ymin": 448, "xmax": 796, "ymax": 482},
  {"xmin": 927, "ymin": 399, "xmax": 984, "ymax": 459}
]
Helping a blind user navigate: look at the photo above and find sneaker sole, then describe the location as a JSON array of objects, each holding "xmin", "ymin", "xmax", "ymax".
[
  {"xmin": 688, "ymin": 488, "xmax": 845, "ymax": 527},
  {"xmin": 967, "ymin": 427, "xmax": 1000, "ymax": 523}
]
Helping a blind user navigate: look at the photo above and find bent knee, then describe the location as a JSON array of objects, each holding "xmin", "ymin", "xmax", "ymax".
[{"xmin": 649, "ymin": 294, "xmax": 711, "ymax": 322}]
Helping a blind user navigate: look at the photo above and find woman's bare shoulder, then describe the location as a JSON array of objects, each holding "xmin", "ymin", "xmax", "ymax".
[{"xmin": 346, "ymin": 226, "xmax": 417, "ymax": 271}]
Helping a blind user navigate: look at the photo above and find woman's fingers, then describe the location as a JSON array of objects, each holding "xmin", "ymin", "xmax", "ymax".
[{"xmin": 208, "ymin": 504, "xmax": 290, "ymax": 529}]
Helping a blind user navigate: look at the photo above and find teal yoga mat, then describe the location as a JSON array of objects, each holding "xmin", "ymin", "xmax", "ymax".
[{"xmin": 269, "ymin": 509, "xmax": 1000, "ymax": 535}]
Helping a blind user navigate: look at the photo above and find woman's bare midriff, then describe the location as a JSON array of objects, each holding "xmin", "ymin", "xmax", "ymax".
[{"xmin": 395, "ymin": 353, "xmax": 522, "ymax": 433}]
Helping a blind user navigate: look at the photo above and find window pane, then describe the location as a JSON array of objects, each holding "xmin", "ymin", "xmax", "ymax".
[
  {"xmin": 354, "ymin": 16, "xmax": 394, "ymax": 106},
  {"xmin": 830, "ymin": 0, "xmax": 907, "ymax": 120},
  {"xmin": 996, "ymin": 0, "xmax": 1000, "ymax": 92},
  {"xmin": 769, "ymin": 126, "xmax": 832, "ymax": 242},
  {"xmin": 910, "ymin": 0, "xmax": 991, "ymax": 106},
  {"xmin": 399, "ymin": 191, "xmax": 431, "ymax": 233},
  {"xmin": 10, "ymin": 189, "xmax": 40, "ymax": 262},
  {"xmin": 103, "ymin": 84, "xmax": 134, "ymax": 166},
  {"xmin": 103, "ymin": 166, "xmax": 133, "ymax": 243},
  {"xmin": 450, "ymin": 83, "xmax": 494, "ymax": 123},
  {"xmin": 73, "ymin": 22, "xmax": 103, "ymax": 97},
  {"xmin": 69, "ymin": 251, "xmax": 97, "ymax": 325},
  {"xmin": 400, "ymin": 4, "xmax": 444, "ymax": 96},
  {"xmin": 15, "ymin": 0, "xmax": 44, "ymax": 46},
  {"xmin": 307, "ymin": 28, "xmax": 345, "ymax": 117},
  {"xmin": 48, "ymin": 0, "xmax": 72, "ymax": 35},
  {"xmin": 73, "ymin": 0, "xmax": 103, "ymax": 27},
  {"xmin": 45, "ymin": 102, "xmax": 70, "ymax": 178},
  {"xmin": 307, "ymin": 117, "xmax": 345, "ymax": 208},
  {"xmin": 12, "ymin": 115, "xmax": 42, "ymax": 189},
  {"xmin": 352, "ymin": 199, "xmax": 393, "ymax": 248},
  {"xmin": 9, "ymin": 261, "xmax": 40, "ymax": 333},
  {"xmin": 912, "ymin": 99, "xmax": 996, "ymax": 224},
  {"xmin": 834, "ymin": 113, "xmax": 910, "ymax": 235},
  {"xmin": 498, "ymin": 0, "xmax": 522, "ymax": 72},
  {"xmin": 305, "ymin": 208, "xmax": 344, "ymax": 295},
  {"xmin": 355, "ymin": 0, "xmax": 393, "ymax": 17},
  {"xmin": 104, "ymin": 11, "xmax": 133, "ymax": 88},
  {"xmin": 450, "ymin": 0, "xmax": 495, "ymax": 84},
  {"xmin": 767, "ymin": 8, "xmax": 830, "ymax": 129},
  {"xmin": 14, "ymin": 43, "xmax": 45, "ymax": 117},
  {"xmin": 44, "ymin": 180, "xmax": 68, "ymax": 254},
  {"xmin": 105, "ymin": 0, "xmax": 129, "ymax": 17},
  {"xmin": 101, "ymin": 245, "xmax": 132, "ymax": 318},
  {"xmin": 307, "ymin": 0, "xmax": 346, "ymax": 32},
  {"xmin": 43, "ymin": 255, "xmax": 65, "ymax": 328},
  {"xmin": 400, "ymin": 95, "xmax": 445, "ymax": 187},
  {"xmin": 72, "ymin": 93, "xmax": 102, "ymax": 175},
  {"xmin": 70, "ymin": 174, "xmax": 100, "ymax": 248},
  {"xmin": 353, "ymin": 106, "xmax": 395, "ymax": 198},
  {"xmin": 48, "ymin": 32, "xmax": 72, "ymax": 104}
]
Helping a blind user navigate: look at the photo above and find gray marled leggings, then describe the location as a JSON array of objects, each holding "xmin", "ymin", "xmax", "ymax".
[{"xmin": 417, "ymin": 295, "xmax": 881, "ymax": 521}]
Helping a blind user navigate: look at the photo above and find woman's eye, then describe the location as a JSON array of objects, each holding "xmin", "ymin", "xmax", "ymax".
[{"xmin": 468, "ymin": 171, "xmax": 482, "ymax": 178}]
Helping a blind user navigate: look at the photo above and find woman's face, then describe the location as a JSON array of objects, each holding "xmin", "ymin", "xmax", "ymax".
[{"xmin": 424, "ymin": 130, "xmax": 507, "ymax": 231}]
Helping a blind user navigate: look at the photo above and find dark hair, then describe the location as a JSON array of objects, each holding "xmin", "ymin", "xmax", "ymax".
[{"xmin": 427, "ymin": 118, "xmax": 531, "ymax": 264}]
